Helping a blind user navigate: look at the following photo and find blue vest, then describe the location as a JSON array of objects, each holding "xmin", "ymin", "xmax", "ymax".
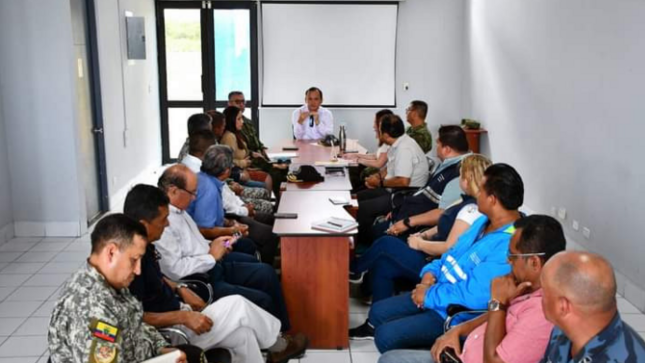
[{"xmin": 392, "ymin": 160, "xmax": 461, "ymax": 221}]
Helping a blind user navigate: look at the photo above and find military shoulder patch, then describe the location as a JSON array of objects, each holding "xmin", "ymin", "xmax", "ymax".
[
  {"xmin": 92, "ymin": 321, "xmax": 118, "ymax": 343},
  {"xmin": 90, "ymin": 339, "xmax": 117, "ymax": 363}
]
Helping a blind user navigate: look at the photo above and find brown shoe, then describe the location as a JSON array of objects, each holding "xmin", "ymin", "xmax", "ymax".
[{"xmin": 266, "ymin": 333, "xmax": 309, "ymax": 363}]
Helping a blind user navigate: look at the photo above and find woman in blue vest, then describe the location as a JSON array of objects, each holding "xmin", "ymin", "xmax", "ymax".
[{"xmin": 350, "ymin": 154, "xmax": 492, "ymax": 303}]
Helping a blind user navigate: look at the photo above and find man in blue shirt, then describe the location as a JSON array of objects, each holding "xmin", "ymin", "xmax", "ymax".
[
  {"xmin": 349, "ymin": 163, "xmax": 524, "ymax": 353},
  {"xmin": 540, "ymin": 251, "xmax": 645, "ymax": 363},
  {"xmin": 188, "ymin": 145, "xmax": 279, "ymax": 265}
]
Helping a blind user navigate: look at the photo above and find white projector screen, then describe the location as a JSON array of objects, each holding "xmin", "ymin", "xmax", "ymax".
[{"xmin": 261, "ymin": 3, "xmax": 398, "ymax": 106}]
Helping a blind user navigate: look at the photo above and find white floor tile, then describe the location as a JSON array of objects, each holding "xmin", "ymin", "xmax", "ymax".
[
  {"xmin": 350, "ymin": 298, "xmax": 370, "ymax": 314},
  {"xmin": 6, "ymin": 238, "xmax": 41, "ymax": 245},
  {"xmin": 36, "ymin": 356, "xmax": 48, "ymax": 363},
  {"xmin": 51, "ymin": 252, "xmax": 87, "ymax": 263},
  {"xmin": 0, "ymin": 263, "xmax": 8, "ymax": 272},
  {"xmin": 0, "ymin": 254, "xmax": 24, "ymax": 264},
  {"xmin": 38, "ymin": 262, "xmax": 81, "ymax": 274},
  {"xmin": 0, "ymin": 275, "xmax": 32, "ymax": 287},
  {"xmin": 351, "ymin": 352, "xmax": 381, "ymax": 363},
  {"xmin": 23, "ymin": 274, "xmax": 70, "ymax": 287},
  {"xmin": 618, "ymin": 298, "xmax": 642, "ymax": 314},
  {"xmin": 0, "ymin": 288, "xmax": 17, "ymax": 302},
  {"xmin": 0, "ymin": 242, "xmax": 39, "ymax": 253},
  {"xmin": 0, "ymin": 357, "xmax": 39, "ymax": 363},
  {"xmin": 15, "ymin": 252, "xmax": 57, "ymax": 263},
  {"xmin": 0, "ymin": 264, "xmax": 45, "ymax": 275},
  {"xmin": 350, "ymin": 339, "xmax": 378, "ymax": 352},
  {"xmin": 0, "ymin": 336, "xmax": 48, "ymax": 357},
  {"xmin": 31, "ymin": 301, "xmax": 56, "ymax": 318},
  {"xmin": 0, "ymin": 319, "xmax": 26, "ymax": 336},
  {"xmin": 6, "ymin": 287, "xmax": 58, "ymax": 302},
  {"xmin": 29, "ymin": 242, "xmax": 69, "ymax": 253},
  {"xmin": 46, "ymin": 287, "xmax": 64, "ymax": 301},
  {"xmin": 39, "ymin": 238, "xmax": 73, "ymax": 244},
  {"xmin": 13, "ymin": 318, "xmax": 50, "ymax": 336},
  {"xmin": 622, "ymin": 314, "xmax": 645, "ymax": 331},
  {"xmin": 0, "ymin": 338, "xmax": 5, "ymax": 346},
  {"xmin": 0, "ymin": 301, "xmax": 43, "ymax": 318},
  {"xmin": 63, "ymin": 242, "xmax": 91, "ymax": 253},
  {"xmin": 299, "ymin": 351, "xmax": 351, "ymax": 363}
]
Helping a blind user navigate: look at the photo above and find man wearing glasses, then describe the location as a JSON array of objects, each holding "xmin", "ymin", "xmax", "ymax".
[
  {"xmin": 291, "ymin": 87, "xmax": 334, "ymax": 140},
  {"xmin": 378, "ymin": 214, "xmax": 566, "ymax": 363}
]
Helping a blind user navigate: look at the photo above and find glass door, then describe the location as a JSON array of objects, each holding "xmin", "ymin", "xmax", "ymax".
[{"xmin": 157, "ymin": 1, "xmax": 258, "ymax": 163}]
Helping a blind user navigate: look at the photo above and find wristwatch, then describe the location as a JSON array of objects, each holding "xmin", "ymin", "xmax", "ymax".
[
  {"xmin": 488, "ymin": 299, "xmax": 508, "ymax": 312},
  {"xmin": 175, "ymin": 283, "xmax": 189, "ymax": 293},
  {"xmin": 403, "ymin": 217, "xmax": 412, "ymax": 229}
]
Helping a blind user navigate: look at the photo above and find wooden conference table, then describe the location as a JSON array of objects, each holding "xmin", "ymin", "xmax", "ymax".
[{"xmin": 270, "ymin": 140, "xmax": 366, "ymax": 349}]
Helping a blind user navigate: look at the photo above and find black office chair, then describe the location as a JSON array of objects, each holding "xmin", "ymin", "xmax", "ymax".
[{"xmin": 177, "ymin": 273, "xmax": 214, "ymax": 305}]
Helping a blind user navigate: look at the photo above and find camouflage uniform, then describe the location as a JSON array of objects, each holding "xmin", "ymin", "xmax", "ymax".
[
  {"xmin": 49, "ymin": 262, "xmax": 169, "ymax": 363},
  {"xmin": 406, "ymin": 122, "xmax": 433, "ymax": 154},
  {"xmin": 241, "ymin": 116, "xmax": 265, "ymax": 155},
  {"xmin": 541, "ymin": 312, "xmax": 645, "ymax": 363}
]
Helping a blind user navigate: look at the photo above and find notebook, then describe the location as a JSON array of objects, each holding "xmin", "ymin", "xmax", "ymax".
[{"xmin": 311, "ymin": 217, "xmax": 358, "ymax": 233}]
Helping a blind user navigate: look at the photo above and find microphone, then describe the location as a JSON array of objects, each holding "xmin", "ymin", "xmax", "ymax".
[{"xmin": 309, "ymin": 115, "xmax": 315, "ymax": 127}]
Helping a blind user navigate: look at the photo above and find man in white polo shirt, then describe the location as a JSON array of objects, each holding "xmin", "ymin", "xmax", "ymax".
[
  {"xmin": 291, "ymin": 87, "xmax": 334, "ymax": 140},
  {"xmin": 365, "ymin": 114, "xmax": 429, "ymax": 189}
]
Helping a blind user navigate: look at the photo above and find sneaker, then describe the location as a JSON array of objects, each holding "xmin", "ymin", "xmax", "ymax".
[
  {"xmin": 349, "ymin": 320, "xmax": 375, "ymax": 340},
  {"xmin": 266, "ymin": 333, "xmax": 309, "ymax": 363},
  {"xmin": 349, "ymin": 270, "xmax": 366, "ymax": 284}
]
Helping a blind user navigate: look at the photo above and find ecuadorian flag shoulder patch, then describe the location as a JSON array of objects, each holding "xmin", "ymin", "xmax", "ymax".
[{"xmin": 92, "ymin": 321, "xmax": 119, "ymax": 343}]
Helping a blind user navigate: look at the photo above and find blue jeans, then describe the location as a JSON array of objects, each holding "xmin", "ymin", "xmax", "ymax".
[
  {"xmin": 378, "ymin": 350, "xmax": 435, "ymax": 363},
  {"xmin": 369, "ymin": 293, "xmax": 445, "ymax": 353},
  {"xmin": 242, "ymin": 179, "xmax": 266, "ymax": 189},
  {"xmin": 351, "ymin": 236, "xmax": 428, "ymax": 302}
]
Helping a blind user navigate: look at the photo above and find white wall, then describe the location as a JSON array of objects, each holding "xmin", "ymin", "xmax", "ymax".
[
  {"xmin": 94, "ymin": 0, "xmax": 162, "ymax": 210},
  {"xmin": 0, "ymin": 0, "xmax": 85, "ymax": 236},
  {"xmin": 0, "ymin": 94, "xmax": 14, "ymax": 242},
  {"xmin": 468, "ymin": 0, "xmax": 645, "ymax": 307},
  {"xmin": 259, "ymin": 0, "xmax": 468, "ymax": 152}
]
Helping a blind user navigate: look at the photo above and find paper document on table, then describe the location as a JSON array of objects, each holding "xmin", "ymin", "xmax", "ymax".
[
  {"xmin": 267, "ymin": 152, "xmax": 298, "ymax": 159},
  {"xmin": 312, "ymin": 216, "xmax": 358, "ymax": 233},
  {"xmin": 142, "ymin": 350, "xmax": 181, "ymax": 363},
  {"xmin": 314, "ymin": 159, "xmax": 349, "ymax": 167}
]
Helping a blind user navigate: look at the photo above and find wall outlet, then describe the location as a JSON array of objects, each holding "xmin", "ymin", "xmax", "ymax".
[
  {"xmin": 112, "ymin": 176, "xmax": 118, "ymax": 187},
  {"xmin": 550, "ymin": 206, "xmax": 557, "ymax": 217},
  {"xmin": 582, "ymin": 227, "xmax": 591, "ymax": 239},
  {"xmin": 403, "ymin": 82, "xmax": 410, "ymax": 91},
  {"xmin": 572, "ymin": 220, "xmax": 579, "ymax": 231},
  {"xmin": 557, "ymin": 207, "xmax": 567, "ymax": 220}
]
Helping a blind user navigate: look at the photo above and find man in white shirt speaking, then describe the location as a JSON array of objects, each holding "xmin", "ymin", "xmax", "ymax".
[{"xmin": 291, "ymin": 87, "xmax": 334, "ymax": 140}]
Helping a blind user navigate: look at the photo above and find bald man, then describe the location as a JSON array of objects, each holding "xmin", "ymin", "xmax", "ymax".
[{"xmin": 540, "ymin": 251, "xmax": 645, "ymax": 363}]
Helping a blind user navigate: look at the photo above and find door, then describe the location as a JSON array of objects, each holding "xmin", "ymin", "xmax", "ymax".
[
  {"xmin": 71, "ymin": 0, "xmax": 109, "ymax": 223},
  {"xmin": 157, "ymin": 1, "xmax": 259, "ymax": 163}
]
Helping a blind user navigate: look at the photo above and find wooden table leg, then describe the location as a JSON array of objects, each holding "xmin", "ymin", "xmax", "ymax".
[{"xmin": 280, "ymin": 236, "xmax": 350, "ymax": 349}]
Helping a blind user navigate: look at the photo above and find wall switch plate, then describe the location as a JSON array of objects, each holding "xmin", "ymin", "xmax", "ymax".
[
  {"xmin": 557, "ymin": 207, "xmax": 567, "ymax": 220},
  {"xmin": 582, "ymin": 227, "xmax": 591, "ymax": 239},
  {"xmin": 403, "ymin": 82, "xmax": 410, "ymax": 91},
  {"xmin": 572, "ymin": 220, "xmax": 579, "ymax": 231},
  {"xmin": 550, "ymin": 207, "xmax": 557, "ymax": 217}
]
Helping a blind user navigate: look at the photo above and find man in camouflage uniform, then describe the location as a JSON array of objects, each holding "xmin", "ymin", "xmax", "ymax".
[
  {"xmin": 540, "ymin": 251, "xmax": 645, "ymax": 362},
  {"xmin": 405, "ymin": 100, "xmax": 433, "ymax": 153},
  {"xmin": 48, "ymin": 214, "xmax": 189, "ymax": 363}
]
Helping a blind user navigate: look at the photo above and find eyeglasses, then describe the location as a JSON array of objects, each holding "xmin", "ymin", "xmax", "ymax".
[
  {"xmin": 507, "ymin": 252, "xmax": 546, "ymax": 261},
  {"xmin": 176, "ymin": 185, "xmax": 197, "ymax": 198}
]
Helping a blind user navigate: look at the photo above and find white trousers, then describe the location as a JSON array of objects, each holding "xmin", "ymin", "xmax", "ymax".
[{"xmin": 180, "ymin": 295, "xmax": 281, "ymax": 363}]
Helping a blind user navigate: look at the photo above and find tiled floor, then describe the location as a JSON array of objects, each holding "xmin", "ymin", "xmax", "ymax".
[{"xmin": 0, "ymin": 236, "xmax": 644, "ymax": 363}]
